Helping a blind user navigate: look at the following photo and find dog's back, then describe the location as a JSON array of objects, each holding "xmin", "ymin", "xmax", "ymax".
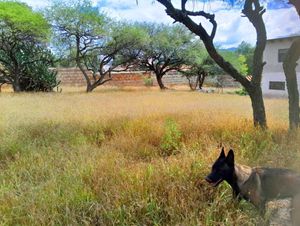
[
  {"xmin": 259, "ymin": 168, "xmax": 300, "ymax": 198},
  {"xmin": 240, "ymin": 168, "xmax": 300, "ymax": 207}
]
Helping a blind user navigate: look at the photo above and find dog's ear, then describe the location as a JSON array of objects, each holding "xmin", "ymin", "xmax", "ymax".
[
  {"xmin": 218, "ymin": 147, "xmax": 226, "ymax": 159},
  {"xmin": 226, "ymin": 149, "xmax": 234, "ymax": 166}
]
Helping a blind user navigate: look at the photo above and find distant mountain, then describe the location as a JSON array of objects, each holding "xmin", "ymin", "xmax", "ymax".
[{"xmin": 220, "ymin": 47, "xmax": 237, "ymax": 52}]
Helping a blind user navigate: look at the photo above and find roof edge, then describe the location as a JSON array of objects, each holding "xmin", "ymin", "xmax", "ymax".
[{"xmin": 267, "ymin": 35, "xmax": 300, "ymax": 42}]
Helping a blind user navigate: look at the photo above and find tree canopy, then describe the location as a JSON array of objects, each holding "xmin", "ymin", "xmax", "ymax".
[
  {"xmin": 136, "ymin": 23, "xmax": 197, "ymax": 89},
  {"xmin": 0, "ymin": 1, "xmax": 58, "ymax": 92},
  {"xmin": 0, "ymin": 1, "xmax": 49, "ymax": 39}
]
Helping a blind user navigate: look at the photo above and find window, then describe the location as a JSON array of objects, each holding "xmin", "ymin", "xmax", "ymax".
[
  {"xmin": 269, "ymin": 81, "xmax": 285, "ymax": 90},
  {"xmin": 278, "ymin": 49, "xmax": 289, "ymax": 63}
]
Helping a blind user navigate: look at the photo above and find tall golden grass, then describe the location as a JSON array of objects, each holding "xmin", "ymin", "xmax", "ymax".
[{"xmin": 0, "ymin": 88, "xmax": 298, "ymax": 225}]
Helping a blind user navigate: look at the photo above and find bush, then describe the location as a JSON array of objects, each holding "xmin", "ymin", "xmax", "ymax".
[
  {"xmin": 235, "ymin": 87, "xmax": 248, "ymax": 96},
  {"xmin": 143, "ymin": 76, "xmax": 154, "ymax": 87},
  {"xmin": 19, "ymin": 46, "xmax": 60, "ymax": 92}
]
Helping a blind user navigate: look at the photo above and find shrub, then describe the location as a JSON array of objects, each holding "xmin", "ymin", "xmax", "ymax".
[
  {"xmin": 20, "ymin": 47, "xmax": 60, "ymax": 92},
  {"xmin": 143, "ymin": 75, "xmax": 154, "ymax": 87},
  {"xmin": 235, "ymin": 87, "xmax": 248, "ymax": 96}
]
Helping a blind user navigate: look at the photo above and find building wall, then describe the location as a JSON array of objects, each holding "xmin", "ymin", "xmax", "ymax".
[{"xmin": 262, "ymin": 37, "xmax": 300, "ymax": 97}]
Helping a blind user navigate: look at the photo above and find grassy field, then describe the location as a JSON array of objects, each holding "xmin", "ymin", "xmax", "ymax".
[{"xmin": 0, "ymin": 87, "xmax": 299, "ymax": 225}]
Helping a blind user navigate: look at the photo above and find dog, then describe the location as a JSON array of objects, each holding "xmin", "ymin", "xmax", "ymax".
[{"xmin": 205, "ymin": 148, "xmax": 300, "ymax": 225}]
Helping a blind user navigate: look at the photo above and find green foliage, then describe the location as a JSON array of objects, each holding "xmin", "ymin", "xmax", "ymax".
[
  {"xmin": 100, "ymin": 22, "xmax": 148, "ymax": 67},
  {"xmin": 237, "ymin": 55, "xmax": 248, "ymax": 76},
  {"xmin": 184, "ymin": 40, "xmax": 208, "ymax": 65},
  {"xmin": 235, "ymin": 87, "xmax": 248, "ymax": 96},
  {"xmin": 143, "ymin": 76, "xmax": 154, "ymax": 86},
  {"xmin": 48, "ymin": 0, "xmax": 106, "ymax": 35},
  {"xmin": 137, "ymin": 23, "xmax": 195, "ymax": 73},
  {"xmin": 236, "ymin": 41, "xmax": 254, "ymax": 75},
  {"xmin": 0, "ymin": 1, "xmax": 58, "ymax": 92},
  {"xmin": 149, "ymin": 24, "xmax": 192, "ymax": 54},
  {"xmin": 20, "ymin": 49, "xmax": 60, "ymax": 92},
  {"xmin": 47, "ymin": 0, "xmax": 107, "ymax": 62},
  {"xmin": 0, "ymin": 1, "xmax": 49, "ymax": 39},
  {"xmin": 220, "ymin": 50, "xmax": 248, "ymax": 76},
  {"xmin": 184, "ymin": 43, "xmax": 248, "ymax": 80},
  {"xmin": 48, "ymin": 1, "xmax": 147, "ymax": 91},
  {"xmin": 160, "ymin": 118, "xmax": 182, "ymax": 156}
]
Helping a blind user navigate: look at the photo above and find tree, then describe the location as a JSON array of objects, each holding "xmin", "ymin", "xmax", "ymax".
[
  {"xmin": 156, "ymin": 0, "xmax": 268, "ymax": 127},
  {"xmin": 283, "ymin": 1, "xmax": 300, "ymax": 129},
  {"xmin": 0, "ymin": 1, "xmax": 58, "ymax": 92},
  {"xmin": 48, "ymin": 0, "xmax": 146, "ymax": 92},
  {"xmin": 82, "ymin": 23, "xmax": 147, "ymax": 92},
  {"xmin": 180, "ymin": 40, "xmax": 248, "ymax": 91},
  {"xmin": 181, "ymin": 41, "xmax": 210, "ymax": 90},
  {"xmin": 182, "ymin": 63, "xmax": 210, "ymax": 90},
  {"xmin": 185, "ymin": 52, "xmax": 248, "ymax": 91},
  {"xmin": 137, "ymin": 23, "xmax": 195, "ymax": 89}
]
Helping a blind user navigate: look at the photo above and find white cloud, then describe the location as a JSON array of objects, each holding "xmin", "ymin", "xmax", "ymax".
[
  {"xmin": 99, "ymin": 0, "xmax": 173, "ymax": 24},
  {"xmin": 20, "ymin": 0, "xmax": 50, "ymax": 9},
  {"xmin": 19, "ymin": 0, "xmax": 300, "ymax": 48}
]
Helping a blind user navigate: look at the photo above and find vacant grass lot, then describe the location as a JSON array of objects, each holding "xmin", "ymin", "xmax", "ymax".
[{"xmin": 0, "ymin": 88, "xmax": 298, "ymax": 225}]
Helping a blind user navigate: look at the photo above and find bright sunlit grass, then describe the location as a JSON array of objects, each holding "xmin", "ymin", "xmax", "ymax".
[{"xmin": 0, "ymin": 87, "xmax": 297, "ymax": 225}]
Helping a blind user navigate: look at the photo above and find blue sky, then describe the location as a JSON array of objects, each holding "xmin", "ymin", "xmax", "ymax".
[{"xmin": 22, "ymin": 0, "xmax": 300, "ymax": 48}]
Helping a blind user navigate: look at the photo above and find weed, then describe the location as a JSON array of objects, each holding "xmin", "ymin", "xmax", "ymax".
[{"xmin": 160, "ymin": 118, "xmax": 182, "ymax": 156}]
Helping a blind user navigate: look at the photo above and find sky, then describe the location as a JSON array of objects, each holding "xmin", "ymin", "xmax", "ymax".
[{"xmin": 21, "ymin": 0, "xmax": 300, "ymax": 49}]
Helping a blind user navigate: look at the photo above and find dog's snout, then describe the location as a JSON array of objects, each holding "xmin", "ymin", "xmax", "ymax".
[{"xmin": 205, "ymin": 176, "xmax": 212, "ymax": 183}]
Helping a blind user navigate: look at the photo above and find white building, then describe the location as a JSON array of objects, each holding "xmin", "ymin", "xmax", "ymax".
[{"xmin": 262, "ymin": 35, "xmax": 300, "ymax": 97}]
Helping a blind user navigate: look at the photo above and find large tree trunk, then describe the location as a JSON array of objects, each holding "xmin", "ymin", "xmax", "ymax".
[
  {"xmin": 248, "ymin": 86, "xmax": 267, "ymax": 127},
  {"xmin": 12, "ymin": 79, "xmax": 21, "ymax": 92},
  {"xmin": 75, "ymin": 36, "xmax": 93, "ymax": 93},
  {"xmin": 156, "ymin": 73, "xmax": 166, "ymax": 89},
  {"xmin": 242, "ymin": 0, "xmax": 267, "ymax": 128},
  {"xmin": 77, "ymin": 62, "xmax": 93, "ymax": 93},
  {"xmin": 283, "ymin": 38, "xmax": 300, "ymax": 129},
  {"xmin": 86, "ymin": 83, "xmax": 94, "ymax": 92},
  {"xmin": 198, "ymin": 73, "xmax": 206, "ymax": 89},
  {"xmin": 86, "ymin": 82, "xmax": 99, "ymax": 92}
]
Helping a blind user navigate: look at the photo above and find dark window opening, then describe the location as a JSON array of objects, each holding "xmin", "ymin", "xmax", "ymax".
[
  {"xmin": 278, "ymin": 49, "xmax": 289, "ymax": 63},
  {"xmin": 269, "ymin": 81, "xmax": 285, "ymax": 90}
]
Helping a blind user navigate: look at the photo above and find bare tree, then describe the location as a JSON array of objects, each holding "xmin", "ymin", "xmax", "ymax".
[{"xmin": 156, "ymin": 0, "xmax": 267, "ymax": 127}]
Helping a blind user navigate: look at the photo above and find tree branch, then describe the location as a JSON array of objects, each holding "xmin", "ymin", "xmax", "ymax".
[{"xmin": 156, "ymin": 0, "xmax": 250, "ymax": 88}]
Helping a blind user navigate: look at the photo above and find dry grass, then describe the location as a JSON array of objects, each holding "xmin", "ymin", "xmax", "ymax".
[{"xmin": 0, "ymin": 87, "xmax": 298, "ymax": 225}]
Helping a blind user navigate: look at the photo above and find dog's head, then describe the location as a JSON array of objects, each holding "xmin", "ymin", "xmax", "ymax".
[{"xmin": 205, "ymin": 148, "xmax": 235, "ymax": 187}]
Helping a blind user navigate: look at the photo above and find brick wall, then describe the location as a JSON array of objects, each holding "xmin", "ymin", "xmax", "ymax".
[
  {"xmin": 56, "ymin": 68, "xmax": 189, "ymax": 87},
  {"xmin": 57, "ymin": 68, "xmax": 152, "ymax": 87},
  {"xmin": 56, "ymin": 68, "xmax": 240, "ymax": 88}
]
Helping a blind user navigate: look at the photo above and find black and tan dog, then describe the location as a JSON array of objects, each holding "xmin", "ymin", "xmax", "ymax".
[{"xmin": 205, "ymin": 148, "xmax": 300, "ymax": 225}]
